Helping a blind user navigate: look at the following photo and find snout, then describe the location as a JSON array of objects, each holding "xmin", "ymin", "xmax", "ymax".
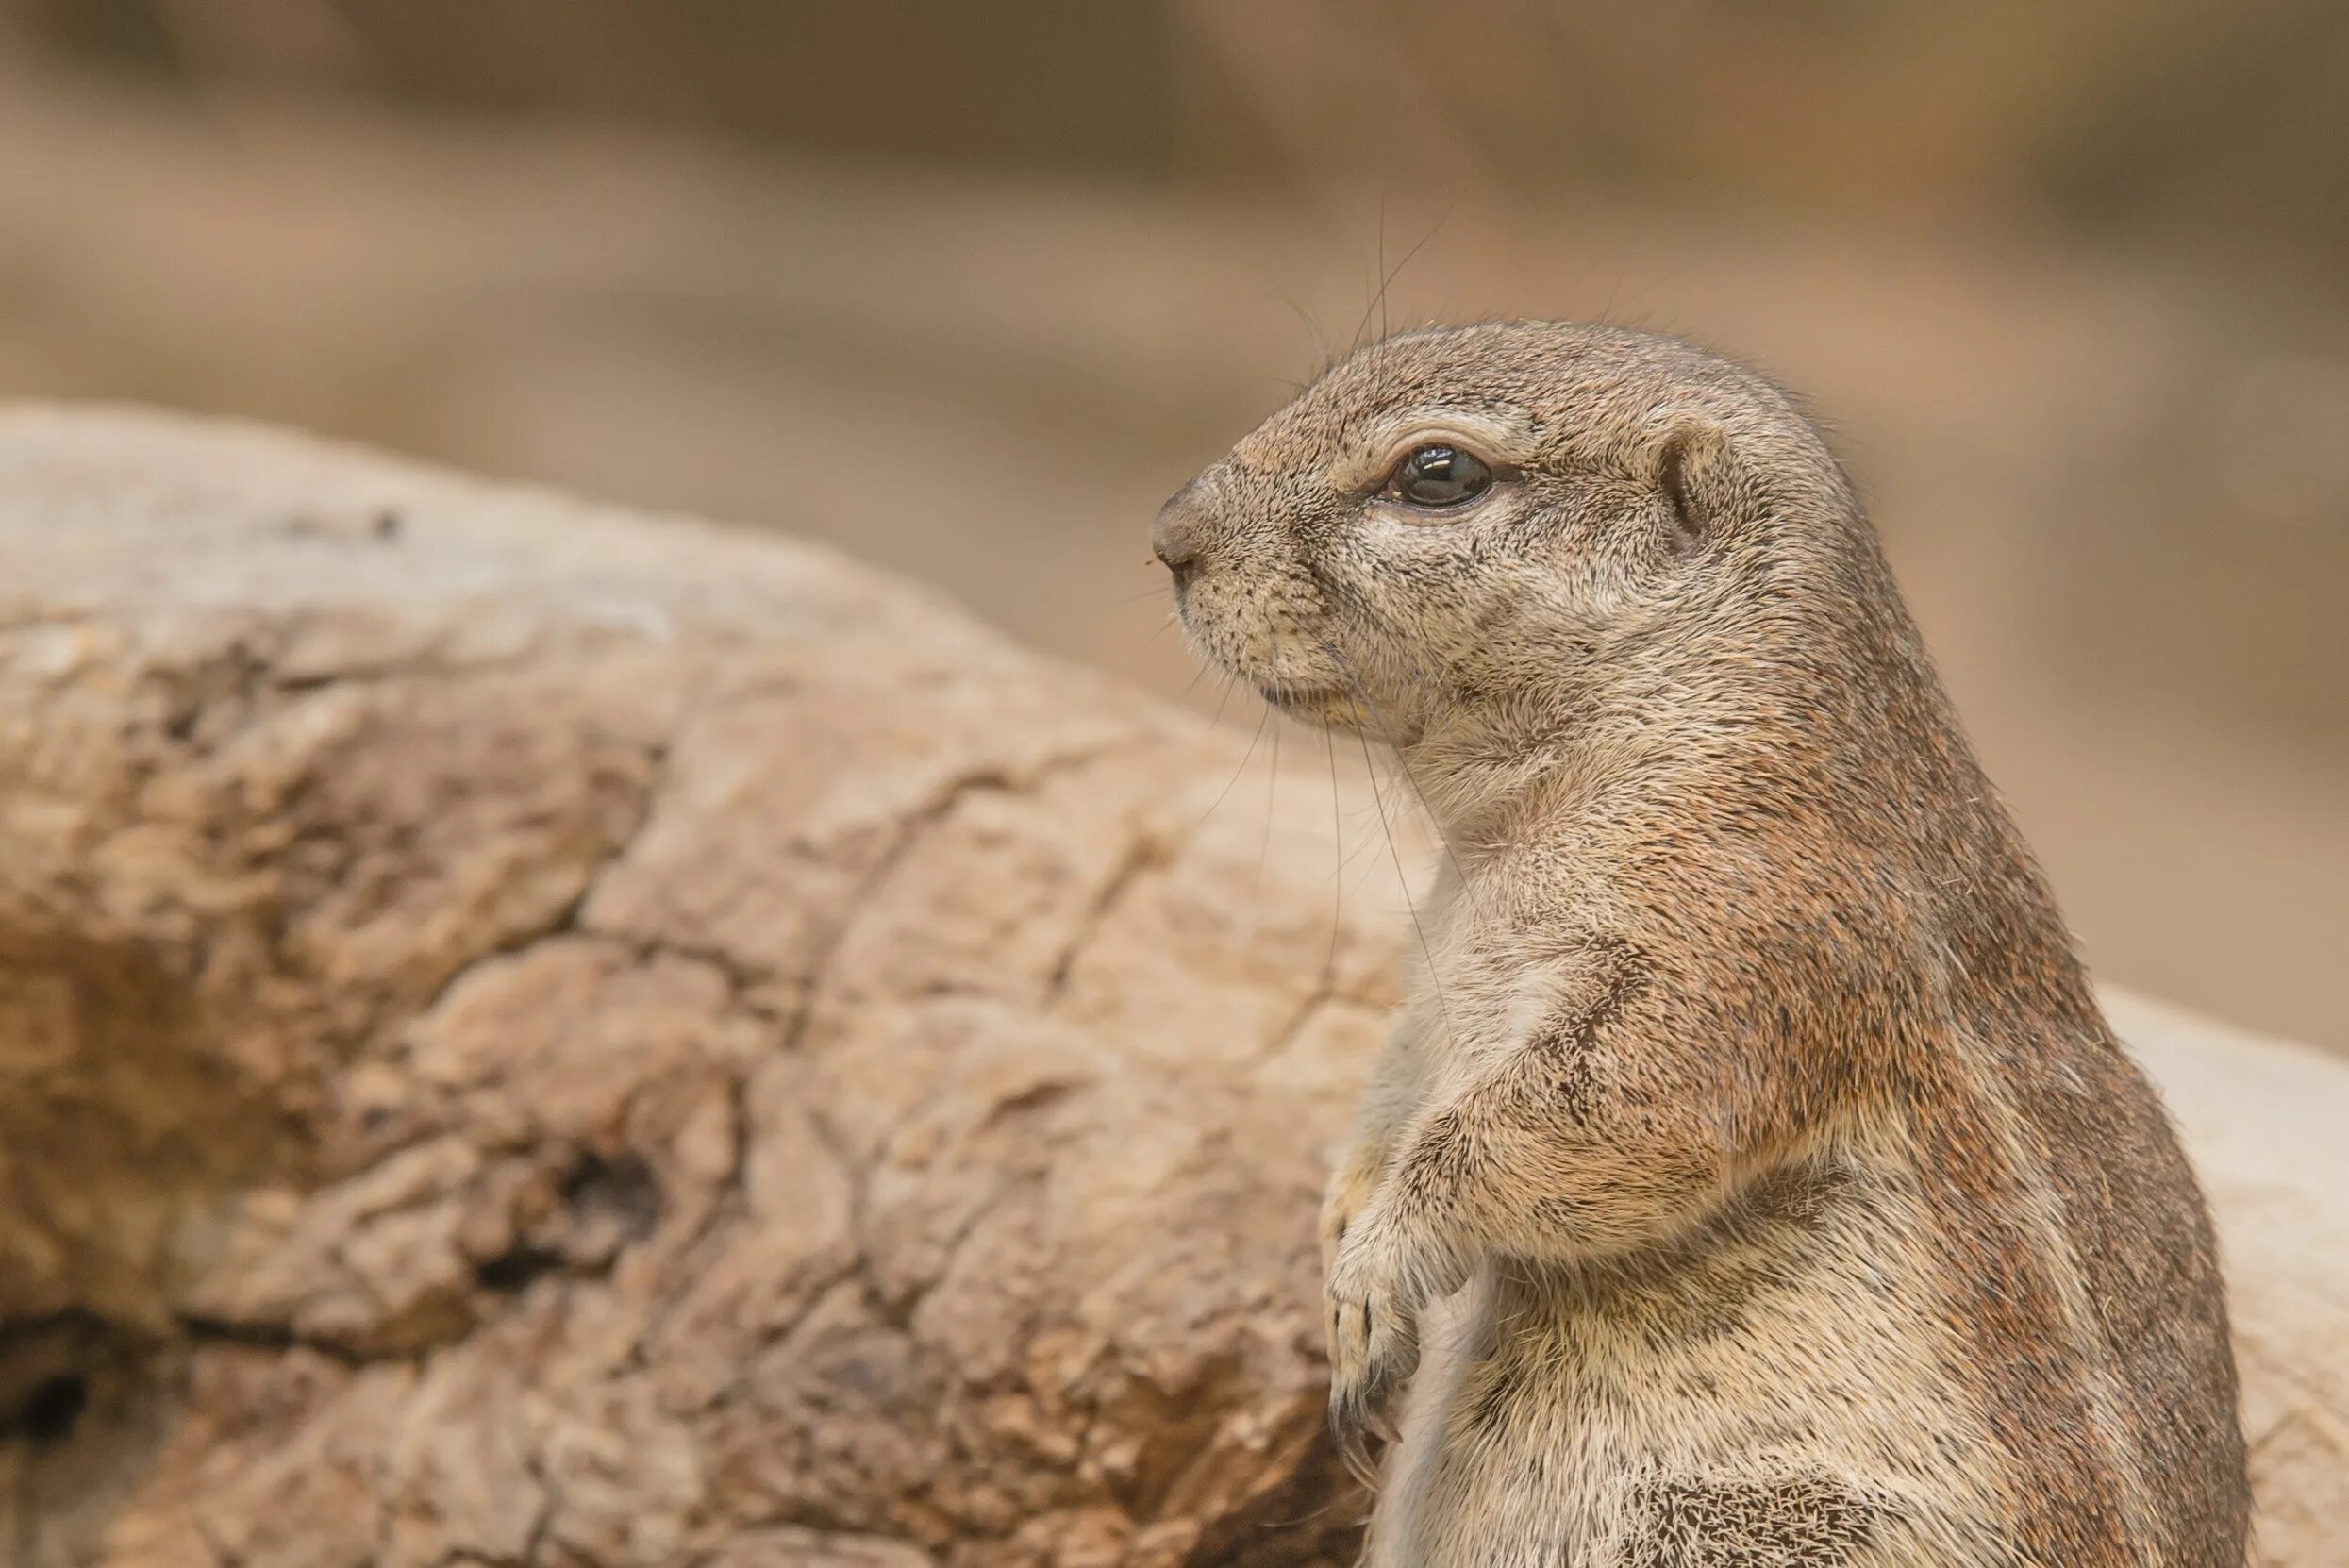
[{"xmin": 1153, "ymin": 476, "xmax": 1210, "ymax": 589}]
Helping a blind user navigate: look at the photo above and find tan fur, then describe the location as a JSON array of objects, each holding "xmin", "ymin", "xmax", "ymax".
[{"xmin": 1158, "ymin": 324, "xmax": 2248, "ymax": 1567}]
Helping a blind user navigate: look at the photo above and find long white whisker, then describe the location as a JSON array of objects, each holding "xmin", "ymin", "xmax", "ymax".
[
  {"xmin": 1324, "ymin": 720, "xmax": 1344, "ymax": 978},
  {"xmin": 1310, "ymin": 633, "xmax": 1463, "ymax": 887},
  {"xmin": 1356, "ymin": 696, "xmax": 1456, "ymax": 1050},
  {"xmin": 1209, "ymin": 671, "xmax": 1240, "ymax": 728},
  {"xmin": 1192, "ymin": 699, "xmax": 1274, "ymax": 840},
  {"xmin": 1252, "ymin": 723, "xmax": 1281, "ymax": 907}
]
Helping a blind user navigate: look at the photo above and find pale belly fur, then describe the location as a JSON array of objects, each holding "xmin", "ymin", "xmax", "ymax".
[{"xmin": 1366, "ymin": 1165, "xmax": 2019, "ymax": 1567}]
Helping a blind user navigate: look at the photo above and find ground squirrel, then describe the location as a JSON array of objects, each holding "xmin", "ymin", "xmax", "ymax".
[{"xmin": 1157, "ymin": 324, "xmax": 2248, "ymax": 1566}]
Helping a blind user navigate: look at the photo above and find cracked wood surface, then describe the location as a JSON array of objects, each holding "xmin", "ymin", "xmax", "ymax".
[{"xmin": 0, "ymin": 408, "xmax": 2341, "ymax": 1566}]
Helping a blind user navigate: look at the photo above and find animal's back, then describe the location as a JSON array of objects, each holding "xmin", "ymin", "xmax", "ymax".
[{"xmin": 1918, "ymin": 1001, "xmax": 2246, "ymax": 1565}]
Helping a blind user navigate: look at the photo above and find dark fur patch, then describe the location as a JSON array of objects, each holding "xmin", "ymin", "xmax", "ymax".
[
  {"xmin": 1624, "ymin": 1473, "xmax": 1879, "ymax": 1568},
  {"xmin": 1531, "ymin": 937, "xmax": 1652, "ymax": 1057},
  {"xmin": 1465, "ymin": 1356, "xmax": 1522, "ymax": 1437},
  {"xmin": 1414, "ymin": 1106, "xmax": 1487, "ymax": 1190},
  {"xmin": 1553, "ymin": 1156, "xmax": 1861, "ymax": 1348},
  {"xmin": 1515, "ymin": 936, "xmax": 1653, "ymax": 1126}
]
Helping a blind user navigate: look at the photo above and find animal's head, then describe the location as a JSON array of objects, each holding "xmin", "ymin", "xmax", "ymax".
[{"xmin": 1156, "ymin": 323, "xmax": 1859, "ymax": 750}]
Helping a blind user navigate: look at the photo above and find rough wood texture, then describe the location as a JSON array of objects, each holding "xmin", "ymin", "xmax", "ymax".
[{"xmin": 0, "ymin": 409, "xmax": 2338, "ymax": 1566}]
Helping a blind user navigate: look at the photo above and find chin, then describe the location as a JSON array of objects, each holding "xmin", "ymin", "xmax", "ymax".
[{"xmin": 1259, "ymin": 682, "xmax": 1403, "ymax": 741}]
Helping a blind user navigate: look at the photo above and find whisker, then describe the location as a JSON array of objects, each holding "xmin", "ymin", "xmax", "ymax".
[
  {"xmin": 1191, "ymin": 699, "xmax": 1274, "ymax": 840},
  {"xmin": 1324, "ymin": 720, "xmax": 1344, "ymax": 978},
  {"xmin": 1309, "ymin": 633, "xmax": 1464, "ymax": 890},
  {"xmin": 1351, "ymin": 195, "xmax": 1457, "ymax": 353},
  {"xmin": 1276, "ymin": 291, "xmax": 1335, "ymax": 375},
  {"xmin": 1352, "ymin": 194, "xmax": 1386, "ymax": 354},
  {"xmin": 1252, "ymin": 722, "xmax": 1281, "ymax": 908},
  {"xmin": 1356, "ymin": 709, "xmax": 1456, "ymax": 1048},
  {"xmin": 1254, "ymin": 1489, "xmax": 1358, "ymax": 1528},
  {"xmin": 1344, "ymin": 824, "xmax": 1391, "ymax": 901},
  {"xmin": 1210, "ymin": 671, "xmax": 1240, "ymax": 727}
]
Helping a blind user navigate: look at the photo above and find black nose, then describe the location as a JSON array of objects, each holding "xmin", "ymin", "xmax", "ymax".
[{"xmin": 1153, "ymin": 479, "xmax": 1208, "ymax": 587}]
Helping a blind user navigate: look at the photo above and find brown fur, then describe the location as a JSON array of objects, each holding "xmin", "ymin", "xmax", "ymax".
[{"xmin": 1159, "ymin": 324, "xmax": 2247, "ymax": 1566}]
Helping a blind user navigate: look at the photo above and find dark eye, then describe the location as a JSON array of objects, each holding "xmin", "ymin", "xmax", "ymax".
[{"xmin": 1385, "ymin": 443, "xmax": 1492, "ymax": 509}]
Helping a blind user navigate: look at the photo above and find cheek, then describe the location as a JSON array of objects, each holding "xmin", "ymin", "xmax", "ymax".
[
  {"xmin": 1501, "ymin": 501, "xmax": 1669, "ymax": 624},
  {"xmin": 1559, "ymin": 488, "xmax": 1679, "ymax": 595},
  {"xmin": 1391, "ymin": 543, "xmax": 1592, "ymax": 672},
  {"xmin": 1307, "ymin": 547, "xmax": 1491, "ymax": 685}
]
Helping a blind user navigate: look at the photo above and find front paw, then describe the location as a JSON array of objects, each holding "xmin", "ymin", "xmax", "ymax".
[
  {"xmin": 1318, "ymin": 1145, "xmax": 1384, "ymax": 1277},
  {"xmin": 1324, "ymin": 1214, "xmax": 1444, "ymax": 1485}
]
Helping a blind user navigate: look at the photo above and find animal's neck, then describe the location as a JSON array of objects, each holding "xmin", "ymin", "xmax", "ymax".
[
  {"xmin": 1394, "ymin": 596, "xmax": 1799, "ymax": 857},
  {"xmin": 1404, "ymin": 595, "xmax": 2094, "ymax": 1042},
  {"xmin": 1399, "ymin": 586, "xmax": 1960, "ymax": 882},
  {"xmin": 1398, "ymin": 693, "xmax": 1686, "ymax": 872}
]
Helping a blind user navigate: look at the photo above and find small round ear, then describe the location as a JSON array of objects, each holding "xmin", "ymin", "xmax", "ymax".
[{"xmin": 1657, "ymin": 424, "xmax": 1735, "ymax": 558}]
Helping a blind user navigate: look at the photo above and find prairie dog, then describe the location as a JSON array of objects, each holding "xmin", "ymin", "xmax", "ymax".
[{"xmin": 1157, "ymin": 324, "xmax": 2247, "ymax": 1566}]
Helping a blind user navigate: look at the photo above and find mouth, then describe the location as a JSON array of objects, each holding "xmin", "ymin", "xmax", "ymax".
[
  {"xmin": 1257, "ymin": 682, "xmax": 1369, "ymax": 729},
  {"xmin": 1167, "ymin": 592, "xmax": 1373, "ymax": 732}
]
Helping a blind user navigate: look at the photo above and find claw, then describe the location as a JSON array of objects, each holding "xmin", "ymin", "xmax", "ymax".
[
  {"xmin": 1331, "ymin": 1378, "xmax": 1385, "ymax": 1490},
  {"xmin": 1329, "ymin": 1362, "xmax": 1405, "ymax": 1489},
  {"xmin": 1327, "ymin": 1291, "xmax": 1415, "ymax": 1493},
  {"xmin": 1324, "ymin": 1209, "xmax": 1439, "ymax": 1493}
]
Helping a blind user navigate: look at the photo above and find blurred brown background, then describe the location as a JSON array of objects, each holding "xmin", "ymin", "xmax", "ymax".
[{"xmin": 0, "ymin": 1, "xmax": 2341, "ymax": 1050}]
